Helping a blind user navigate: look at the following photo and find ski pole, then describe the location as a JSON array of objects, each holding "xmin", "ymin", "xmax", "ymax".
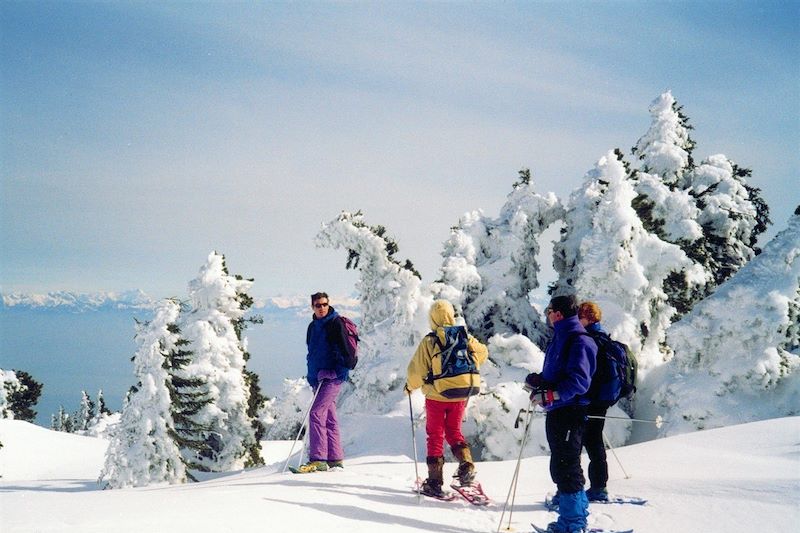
[
  {"xmin": 497, "ymin": 399, "xmax": 535, "ymax": 533},
  {"xmin": 281, "ymin": 383, "xmax": 322, "ymax": 473},
  {"xmin": 408, "ymin": 392, "xmax": 422, "ymax": 498},
  {"xmin": 602, "ymin": 431, "xmax": 630, "ymax": 480},
  {"xmin": 588, "ymin": 414, "xmax": 664, "ymax": 428}
]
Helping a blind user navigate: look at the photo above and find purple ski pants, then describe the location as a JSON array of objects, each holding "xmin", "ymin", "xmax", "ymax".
[{"xmin": 308, "ymin": 371, "xmax": 344, "ymax": 462}]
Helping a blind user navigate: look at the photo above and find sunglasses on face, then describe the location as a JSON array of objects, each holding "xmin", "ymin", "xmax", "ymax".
[{"xmin": 313, "ymin": 302, "xmax": 329, "ymax": 309}]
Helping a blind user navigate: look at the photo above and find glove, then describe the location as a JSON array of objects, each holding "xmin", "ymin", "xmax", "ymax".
[
  {"xmin": 404, "ymin": 384, "xmax": 412, "ymax": 395},
  {"xmin": 524, "ymin": 372, "xmax": 544, "ymax": 392}
]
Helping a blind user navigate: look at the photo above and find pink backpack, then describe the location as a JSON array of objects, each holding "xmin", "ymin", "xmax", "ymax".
[{"xmin": 336, "ymin": 316, "xmax": 360, "ymax": 369}]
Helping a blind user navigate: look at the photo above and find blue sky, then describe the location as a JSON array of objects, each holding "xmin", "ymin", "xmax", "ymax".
[{"xmin": 2, "ymin": 1, "xmax": 798, "ymax": 300}]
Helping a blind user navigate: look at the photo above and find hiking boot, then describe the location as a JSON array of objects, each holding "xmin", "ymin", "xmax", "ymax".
[
  {"xmin": 421, "ymin": 455, "xmax": 445, "ymax": 495},
  {"xmin": 420, "ymin": 478, "xmax": 446, "ymax": 498},
  {"xmin": 455, "ymin": 462, "xmax": 475, "ymax": 485},
  {"xmin": 296, "ymin": 460, "xmax": 329, "ymax": 473},
  {"xmin": 586, "ymin": 487, "xmax": 609, "ymax": 502},
  {"xmin": 452, "ymin": 442, "xmax": 476, "ymax": 485},
  {"xmin": 327, "ymin": 460, "xmax": 344, "ymax": 470}
]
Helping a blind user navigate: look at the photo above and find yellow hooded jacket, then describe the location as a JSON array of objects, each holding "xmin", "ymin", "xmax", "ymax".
[{"xmin": 406, "ymin": 300, "xmax": 489, "ymax": 402}]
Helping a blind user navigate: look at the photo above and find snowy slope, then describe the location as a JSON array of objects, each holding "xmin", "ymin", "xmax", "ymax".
[{"xmin": 1, "ymin": 416, "xmax": 798, "ymax": 533}]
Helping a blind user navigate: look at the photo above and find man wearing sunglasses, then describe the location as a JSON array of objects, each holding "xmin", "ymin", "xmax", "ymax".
[
  {"xmin": 525, "ymin": 294, "xmax": 598, "ymax": 533},
  {"xmin": 297, "ymin": 291, "xmax": 351, "ymax": 473}
]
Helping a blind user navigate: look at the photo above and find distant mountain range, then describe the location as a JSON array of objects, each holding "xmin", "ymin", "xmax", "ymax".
[{"xmin": 1, "ymin": 290, "xmax": 360, "ymax": 316}]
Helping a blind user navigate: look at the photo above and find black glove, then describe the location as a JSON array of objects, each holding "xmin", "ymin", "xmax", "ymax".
[{"xmin": 524, "ymin": 372, "xmax": 544, "ymax": 392}]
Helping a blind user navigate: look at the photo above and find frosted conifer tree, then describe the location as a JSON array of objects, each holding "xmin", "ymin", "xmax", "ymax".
[
  {"xmin": 552, "ymin": 150, "xmax": 702, "ymax": 368},
  {"xmin": 0, "ymin": 370, "xmax": 19, "ymax": 419},
  {"xmin": 75, "ymin": 391, "xmax": 95, "ymax": 432},
  {"xmin": 97, "ymin": 389, "xmax": 111, "ymax": 415},
  {"xmin": 314, "ymin": 211, "xmax": 429, "ymax": 413},
  {"xmin": 655, "ymin": 208, "xmax": 800, "ymax": 436},
  {"xmin": 178, "ymin": 252, "xmax": 261, "ymax": 472},
  {"xmin": 99, "ymin": 299, "xmax": 187, "ymax": 488},
  {"xmin": 632, "ymin": 91, "xmax": 696, "ymax": 188},
  {"xmin": 435, "ymin": 168, "xmax": 563, "ymax": 347},
  {"xmin": 631, "ymin": 92, "xmax": 707, "ymax": 316},
  {"xmin": 166, "ymin": 319, "xmax": 214, "ymax": 471},
  {"xmin": 56, "ymin": 406, "xmax": 73, "ymax": 433},
  {"xmin": 685, "ymin": 155, "xmax": 771, "ymax": 287},
  {"xmin": 631, "ymin": 91, "xmax": 771, "ymax": 316}
]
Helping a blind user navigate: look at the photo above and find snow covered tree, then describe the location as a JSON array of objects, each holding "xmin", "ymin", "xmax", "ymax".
[
  {"xmin": 177, "ymin": 252, "xmax": 261, "ymax": 472},
  {"xmin": 631, "ymin": 92, "xmax": 706, "ymax": 316},
  {"xmin": 54, "ymin": 405, "xmax": 73, "ymax": 433},
  {"xmin": 685, "ymin": 155, "xmax": 772, "ymax": 287},
  {"xmin": 631, "ymin": 91, "xmax": 771, "ymax": 317},
  {"xmin": 97, "ymin": 389, "xmax": 111, "ymax": 416},
  {"xmin": 1, "ymin": 370, "xmax": 42, "ymax": 422},
  {"xmin": 99, "ymin": 299, "xmax": 188, "ymax": 488},
  {"xmin": 314, "ymin": 211, "xmax": 430, "ymax": 414},
  {"xmin": 654, "ymin": 209, "xmax": 800, "ymax": 436},
  {"xmin": 434, "ymin": 168, "xmax": 563, "ymax": 347},
  {"xmin": 632, "ymin": 90, "xmax": 696, "ymax": 188},
  {"xmin": 261, "ymin": 378, "xmax": 316, "ymax": 440},
  {"xmin": 75, "ymin": 391, "xmax": 95, "ymax": 432},
  {"xmin": 165, "ymin": 319, "xmax": 213, "ymax": 472},
  {"xmin": 0, "ymin": 370, "xmax": 19, "ymax": 419},
  {"xmin": 552, "ymin": 149, "xmax": 703, "ymax": 368}
]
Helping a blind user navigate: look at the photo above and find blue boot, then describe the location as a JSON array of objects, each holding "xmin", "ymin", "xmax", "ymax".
[{"xmin": 549, "ymin": 490, "xmax": 588, "ymax": 533}]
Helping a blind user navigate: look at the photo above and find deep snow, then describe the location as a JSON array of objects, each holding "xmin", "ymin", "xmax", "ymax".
[{"xmin": 1, "ymin": 415, "xmax": 798, "ymax": 533}]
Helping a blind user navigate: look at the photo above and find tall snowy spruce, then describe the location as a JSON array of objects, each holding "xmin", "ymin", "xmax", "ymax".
[
  {"xmin": 654, "ymin": 208, "xmax": 800, "ymax": 437},
  {"xmin": 314, "ymin": 211, "xmax": 429, "ymax": 414},
  {"xmin": 434, "ymin": 168, "xmax": 563, "ymax": 347},
  {"xmin": 177, "ymin": 252, "xmax": 262, "ymax": 472},
  {"xmin": 632, "ymin": 91, "xmax": 770, "ymax": 316},
  {"xmin": 99, "ymin": 299, "xmax": 187, "ymax": 488},
  {"xmin": 552, "ymin": 149, "xmax": 703, "ymax": 369}
]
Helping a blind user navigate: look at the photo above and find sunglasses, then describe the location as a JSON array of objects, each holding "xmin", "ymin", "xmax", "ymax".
[{"xmin": 313, "ymin": 302, "xmax": 329, "ymax": 309}]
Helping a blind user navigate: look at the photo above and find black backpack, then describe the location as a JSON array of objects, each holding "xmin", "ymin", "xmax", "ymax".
[{"xmin": 585, "ymin": 331, "xmax": 637, "ymax": 408}]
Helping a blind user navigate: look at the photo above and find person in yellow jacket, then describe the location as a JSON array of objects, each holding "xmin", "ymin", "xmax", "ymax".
[{"xmin": 405, "ymin": 299, "xmax": 488, "ymax": 497}]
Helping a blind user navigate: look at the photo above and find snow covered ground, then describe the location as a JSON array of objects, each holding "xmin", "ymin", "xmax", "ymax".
[{"xmin": 1, "ymin": 415, "xmax": 798, "ymax": 533}]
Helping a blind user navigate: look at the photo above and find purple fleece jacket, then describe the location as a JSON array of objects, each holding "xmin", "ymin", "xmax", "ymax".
[{"xmin": 541, "ymin": 314, "xmax": 598, "ymax": 411}]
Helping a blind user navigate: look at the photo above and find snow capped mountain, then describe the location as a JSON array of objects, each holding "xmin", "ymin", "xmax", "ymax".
[{"xmin": 1, "ymin": 290, "xmax": 156, "ymax": 312}]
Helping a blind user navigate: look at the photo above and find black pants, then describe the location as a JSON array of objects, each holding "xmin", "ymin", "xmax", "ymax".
[
  {"xmin": 584, "ymin": 404, "xmax": 608, "ymax": 489},
  {"xmin": 545, "ymin": 404, "xmax": 588, "ymax": 493}
]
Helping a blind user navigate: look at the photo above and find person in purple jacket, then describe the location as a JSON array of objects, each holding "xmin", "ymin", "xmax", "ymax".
[
  {"xmin": 525, "ymin": 294, "xmax": 597, "ymax": 533},
  {"xmin": 296, "ymin": 291, "xmax": 350, "ymax": 473}
]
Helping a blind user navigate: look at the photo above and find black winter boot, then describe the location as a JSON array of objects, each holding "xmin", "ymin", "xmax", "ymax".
[
  {"xmin": 421, "ymin": 456, "xmax": 445, "ymax": 497},
  {"xmin": 452, "ymin": 442, "xmax": 476, "ymax": 485}
]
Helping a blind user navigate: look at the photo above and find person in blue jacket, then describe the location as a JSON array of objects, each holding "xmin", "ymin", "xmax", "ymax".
[
  {"xmin": 525, "ymin": 294, "xmax": 597, "ymax": 533},
  {"xmin": 299, "ymin": 291, "xmax": 350, "ymax": 473}
]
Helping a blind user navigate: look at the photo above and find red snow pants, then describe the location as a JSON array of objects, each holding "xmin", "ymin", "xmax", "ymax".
[{"xmin": 425, "ymin": 398, "xmax": 467, "ymax": 457}]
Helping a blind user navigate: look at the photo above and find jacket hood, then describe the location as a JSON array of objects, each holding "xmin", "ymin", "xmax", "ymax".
[{"xmin": 428, "ymin": 300, "xmax": 456, "ymax": 330}]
